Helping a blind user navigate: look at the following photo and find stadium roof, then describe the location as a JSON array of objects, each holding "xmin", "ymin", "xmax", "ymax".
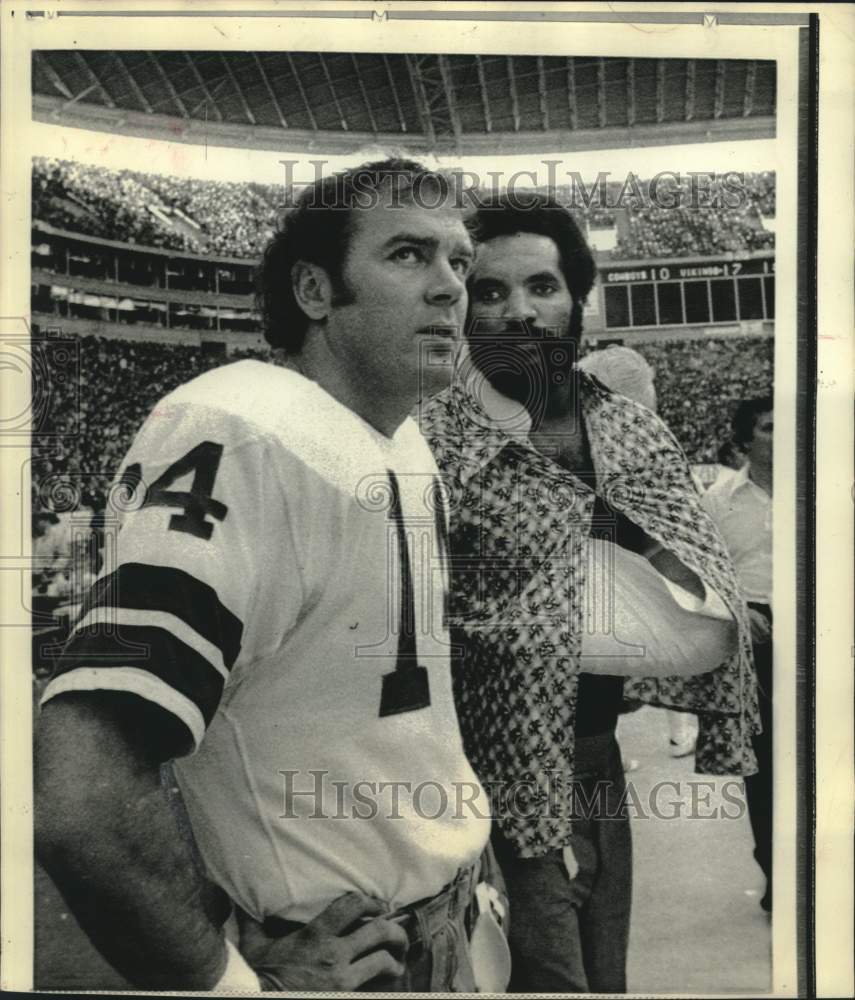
[{"xmin": 32, "ymin": 52, "xmax": 776, "ymax": 155}]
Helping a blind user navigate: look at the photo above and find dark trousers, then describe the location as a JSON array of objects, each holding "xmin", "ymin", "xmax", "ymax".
[
  {"xmin": 744, "ymin": 603, "xmax": 773, "ymax": 884},
  {"xmin": 492, "ymin": 732, "xmax": 632, "ymax": 993}
]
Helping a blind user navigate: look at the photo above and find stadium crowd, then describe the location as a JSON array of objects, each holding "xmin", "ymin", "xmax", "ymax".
[
  {"xmin": 610, "ymin": 172, "xmax": 776, "ymax": 259},
  {"xmin": 637, "ymin": 335, "xmax": 773, "ymax": 458},
  {"xmin": 33, "ymin": 157, "xmax": 775, "ymax": 262},
  {"xmin": 32, "ymin": 158, "xmax": 281, "ymax": 257},
  {"xmin": 31, "ymin": 332, "xmax": 772, "ymax": 602},
  {"xmin": 32, "ymin": 338, "xmax": 225, "ymax": 523},
  {"xmin": 33, "ymin": 158, "xmax": 193, "ymax": 252},
  {"xmin": 612, "ymin": 203, "xmax": 774, "ymax": 259}
]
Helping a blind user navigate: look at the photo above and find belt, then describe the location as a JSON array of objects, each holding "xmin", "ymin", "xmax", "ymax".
[
  {"xmin": 258, "ymin": 861, "xmax": 506, "ymax": 993},
  {"xmin": 385, "ymin": 862, "xmax": 478, "ymax": 953},
  {"xmin": 262, "ymin": 862, "xmax": 479, "ymax": 951}
]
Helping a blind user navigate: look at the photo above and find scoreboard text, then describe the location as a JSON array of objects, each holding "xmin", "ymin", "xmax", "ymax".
[{"xmin": 600, "ymin": 254, "xmax": 775, "ymax": 329}]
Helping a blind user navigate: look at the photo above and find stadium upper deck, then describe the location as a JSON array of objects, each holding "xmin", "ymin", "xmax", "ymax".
[{"xmin": 33, "ymin": 53, "xmax": 776, "ymax": 155}]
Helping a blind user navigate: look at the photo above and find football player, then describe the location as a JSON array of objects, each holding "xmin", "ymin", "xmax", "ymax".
[{"xmin": 35, "ymin": 160, "xmax": 497, "ymax": 992}]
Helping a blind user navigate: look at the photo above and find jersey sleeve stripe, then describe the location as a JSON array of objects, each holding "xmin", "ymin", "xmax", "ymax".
[
  {"xmin": 55, "ymin": 623, "xmax": 226, "ymax": 726},
  {"xmin": 41, "ymin": 666, "xmax": 206, "ymax": 751},
  {"xmin": 78, "ymin": 562, "xmax": 243, "ymax": 669},
  {"xmin": 74, "ymin": 607, "xmax": 228, "ymax": 681}
]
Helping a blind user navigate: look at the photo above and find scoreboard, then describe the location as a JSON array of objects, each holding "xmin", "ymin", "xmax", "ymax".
[{"xmin": 598, "ymin": 253, "xmax": 775, "ymax": 330}]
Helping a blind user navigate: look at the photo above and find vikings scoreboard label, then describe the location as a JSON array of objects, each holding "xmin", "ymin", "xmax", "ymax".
[{"xmin": 603, "ymin": 256, "xmax": 775, "ymax": 284}]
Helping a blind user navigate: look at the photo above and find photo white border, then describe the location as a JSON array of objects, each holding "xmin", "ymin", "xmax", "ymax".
[
  {"xmin": 1, "ymin": 3, "xmax": 850, "ymax": 995},
  {"xmin": 814, "ymin": 8, "xmax": 855, "ymax": 1000}
]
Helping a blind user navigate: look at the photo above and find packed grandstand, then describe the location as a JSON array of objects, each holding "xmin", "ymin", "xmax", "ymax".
[
  {"xmin": 30, "ymin": 158, "xmax": 774, "ymax": 607},
  {"xmin": 33, "ymin": 157, "xmax": 776, "ymax": 261}
]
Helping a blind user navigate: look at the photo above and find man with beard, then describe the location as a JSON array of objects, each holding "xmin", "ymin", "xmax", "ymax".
[{"xmin": 419, "ymin": 192, "xmax": 759, "ymax": 993}]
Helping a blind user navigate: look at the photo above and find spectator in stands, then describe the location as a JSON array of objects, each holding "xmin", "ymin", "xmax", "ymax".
[
  {"xmin": 33, "ymin": 511, "xmax": 62, "ymax": 595},
  {"xmin": 718, "ymin": 438, "xmax": 745, "ymax": 470},
  {"xmin": 32, "ymin": 507, "xmax": 97, "ymax": 603}
]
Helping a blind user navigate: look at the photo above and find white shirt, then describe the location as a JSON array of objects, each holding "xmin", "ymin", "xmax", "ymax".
[
  {"xmin": 701, "ymin": 463, "xmax": 772, "ymax": 605},
  {"xmin": 43, "ymin": 361, "xmax": 490, "ymax": 923}
]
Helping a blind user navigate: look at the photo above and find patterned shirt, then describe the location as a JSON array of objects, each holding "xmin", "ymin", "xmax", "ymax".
[{"xmin": 419, "ymin": 369, "xmax": 760, "ymax": 857}]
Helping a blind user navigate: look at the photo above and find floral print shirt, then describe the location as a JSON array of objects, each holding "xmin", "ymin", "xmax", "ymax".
[{"xmin": 419, "ymin": 371, "xmax": 760, "ymax": 857}]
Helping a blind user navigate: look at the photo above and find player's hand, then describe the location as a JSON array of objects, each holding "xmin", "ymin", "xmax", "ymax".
[
  {"xmin": 747, "ymin": 607, "xmax": 772, "ymax": 645},
  {"xmin": 239, "ymin": 892, "xmax": 409, "ymax": 991}
]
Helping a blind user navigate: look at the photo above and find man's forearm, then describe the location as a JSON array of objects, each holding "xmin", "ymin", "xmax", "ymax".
[
  {"xmin": 613, "ymin": 515, "xmax": 707, "ymax": 601},
  {"xmin": 35, "ymin": 697, "xmax": 228, "ymax": 990},
  {"xmin": 646, "ymin": 545, "xmax": 706, "ymax": 601}
]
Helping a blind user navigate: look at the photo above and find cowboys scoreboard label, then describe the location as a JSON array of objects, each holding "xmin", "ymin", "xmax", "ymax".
[{"xmin": 603, "ymin": 257, "xmax": 775, "ymax": 284}]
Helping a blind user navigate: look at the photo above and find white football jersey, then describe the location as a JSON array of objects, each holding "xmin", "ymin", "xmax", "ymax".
[{"xmin": 43, "ymin": 360, "xmax": 490, "ymax": 923}]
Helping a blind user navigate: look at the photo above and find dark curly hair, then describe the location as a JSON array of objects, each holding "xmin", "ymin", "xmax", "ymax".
[
  {"xmin": 256, "ymin": 157, "xmax": 468, "ymax": 352},
  {"xmin": 467, "ymin": 190, "xmax": 597, "ymax": 341},
  {"xmin": 732, "ymin": 396, "xmax": 773, "ymax": 446}
]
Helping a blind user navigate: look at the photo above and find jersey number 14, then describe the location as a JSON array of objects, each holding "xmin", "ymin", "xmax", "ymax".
[{"xmin": 119, "ymin": 441, "xmax": 228, "ymax": 541}]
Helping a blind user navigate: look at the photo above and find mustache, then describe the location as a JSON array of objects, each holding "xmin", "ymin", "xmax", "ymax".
[
  {"xmin": 465, "ymin": 317, "xmax": 569, "ymax": 343},
  {"xmin": 464, "ymin": 317, "xmax": 579, "ymax": 376}
]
